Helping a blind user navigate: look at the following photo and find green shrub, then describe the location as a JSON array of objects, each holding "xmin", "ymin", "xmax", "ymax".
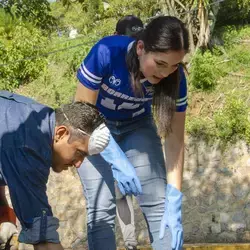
[
  {"xmin": 218, "ymin": 26, "xmax": 250, "ymax": 48},
  {"xmin": 0, "ymin": 0, "xmax": 57, "ymax": 32},
  {"xmin": 186, "ymin": 95, "xmax": 250, "ymax": 145},
  {"xmin": 228, "ymin": 45, "xmax": 250, "ymax": 65},
  {"xmin": 15, "ymin": 61, "xmax": 78, "ymax": 108},
  {"xmin": 216, "ymin": 0, "xmax": 250, "ymax": 27},
  {"xmin": 189, "ymin": 50, "xmax": 222, "ymax": 91},
  {"xmin": 186, "ymin": 116, "xmax": 215, "ymax": 141},
  {"xmin": 48, "ymin": 36, "xmax": 95, "ymax": 76},
  {"xmin": 0, "ymin": 23, "xmax": 48, "ymax": 90},
  {"xmin": 214, "ymin": 96, "xmax": 250, "ymax": 144}
]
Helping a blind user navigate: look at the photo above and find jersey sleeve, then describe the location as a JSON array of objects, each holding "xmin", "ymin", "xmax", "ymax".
[
  {"xmin": 176, "ymin": 66, "xmax": 188, "ymax": 112},
  {"xmin": 77, "ymin": 39, "xmax": 111, "ymax": 90}
]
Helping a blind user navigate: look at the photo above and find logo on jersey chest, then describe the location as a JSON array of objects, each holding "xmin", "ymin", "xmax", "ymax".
[{"xmin": 109, "ymin": 75, "xmax": 121, "ymax": 87}]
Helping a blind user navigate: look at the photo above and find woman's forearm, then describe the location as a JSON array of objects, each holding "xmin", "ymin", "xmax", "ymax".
[
  {"xmin": 165, "ymin": 136, "xmax": 184, "ymax": 190},
  {"xmin": 164, "ymin": 112, "xmax": 186, "ymax": 191}
]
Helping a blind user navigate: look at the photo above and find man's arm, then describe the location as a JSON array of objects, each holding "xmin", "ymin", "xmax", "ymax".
[
  {"xmin": 164, "ymin": 111, "xmax": 186, "ymax": 190},
  {"xmin": 0, "ymin": 186, "xmax": 18, "ymax": 249},
  {"xmin": 34, "ymin": 242, "xmax": 64, "ymax": 250},
  {"xmin": 0, "ymin": 187, "xmax": 8, "ymax": 206},
  {"xmin": 1, "ymin": 147, "xmax": 60, "ymax": 246}
]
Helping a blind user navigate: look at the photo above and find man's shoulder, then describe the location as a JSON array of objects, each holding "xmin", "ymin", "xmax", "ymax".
[
  {"xmin": 0, "ymin": 91, "xmax": 52, "ymax": 111},
  {"xmin": 0, "ymin": 91, "xmax": 54, "ymax": 126},
  {"xmin": 0, "ymin": 91, "xmax": 55, "ymax": 159}
]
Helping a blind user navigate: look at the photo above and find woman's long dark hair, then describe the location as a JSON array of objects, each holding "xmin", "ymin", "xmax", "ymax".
[{"xmin": 126, "ymin": 16, "xmax": 189, "ymax": 137}]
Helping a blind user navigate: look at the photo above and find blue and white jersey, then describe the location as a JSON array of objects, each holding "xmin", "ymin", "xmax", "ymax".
[{"xmin": 77, "ymin": 35, "xmax": 187, "ymax": 121}]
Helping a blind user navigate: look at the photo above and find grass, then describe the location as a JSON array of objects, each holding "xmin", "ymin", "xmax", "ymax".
[
  {"xmin": 185, "ymin": 29, "xmax": 250, "ymax": 145},
  {"xmin": 16, "ymin": 61, "xmax": 77, "ymax": 108}
]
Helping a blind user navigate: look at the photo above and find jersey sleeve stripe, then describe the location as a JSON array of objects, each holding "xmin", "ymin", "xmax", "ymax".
[
  {"xmin": 176, "ymin": 100, "xmax": 187, "ymax": 107},
  {"xmin": 79, "ymin": 65, "xmax": 102, "ymax": 84},
  {"xmin": 82, "ymin": 63, "xmax": 102, "ymax": 81},
  {"xmin": 176, "ymin": 95, "xmax": 187, "ymax": 103}
]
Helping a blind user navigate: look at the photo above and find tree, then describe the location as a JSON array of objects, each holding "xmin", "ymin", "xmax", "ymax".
[
  {"xmin": 157, "ymin": 0, "xmax": 221, "ymax": 53},
  {"xmin": 58, "ymin": 0, "xmax": 104, "ymax": 20},
  {"xmin": 106, "ymin": 0, "xmax": 158, "ymax": 22},
  {"xmin": 59, "ymin": 0, "xmax": 85, "ymax": 7},
  {"xmin": 216, "ymin": 0, "xmax": 250, "ymax": 26},
  {"xmin": 0, "ymin": 0, "xmax": 57, "ymax": 31}
]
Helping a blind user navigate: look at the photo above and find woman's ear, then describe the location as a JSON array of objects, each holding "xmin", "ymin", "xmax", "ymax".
[{"xmin": 136, "ymin": 40, "xmax": 145, "ymax": 56}]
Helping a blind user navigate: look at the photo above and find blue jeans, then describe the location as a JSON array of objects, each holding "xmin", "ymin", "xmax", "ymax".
[{"xmin": 77, "ymin": 115, "xmax": 171, "ymax": 250}]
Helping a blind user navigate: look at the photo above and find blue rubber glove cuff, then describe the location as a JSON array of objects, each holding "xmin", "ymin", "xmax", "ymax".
[
  {"xmin": 166, "ymin": 184, "xmax": 183, "ymax": 209},
  {"xmin": 100, "ymin": 135, "xmax": 142, "ymax": 196},
  {"xmin": 159, "ymin": 184, "xmax": 183, "ymax": 250}
]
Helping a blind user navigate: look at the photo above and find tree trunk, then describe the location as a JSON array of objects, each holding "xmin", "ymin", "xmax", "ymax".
[
  {"xmin": 158, "ymin": 0, "xmax": 222, "ymax": 53},
  {"xmin": 187, "ymin": 12, "xmax": 195, "ymax": 53},
  {"xmin": 197, "ymin": 5, "xmax": 210, "ymax": 49},
  {"xmin": 158, "ymin": 0, "xmax": 174, "ymax": 15}
]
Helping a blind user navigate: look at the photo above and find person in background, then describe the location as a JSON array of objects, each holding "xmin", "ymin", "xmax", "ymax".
[{"xmin": 114, "ymin": 15, "xmax": 143, "ymax": 37}]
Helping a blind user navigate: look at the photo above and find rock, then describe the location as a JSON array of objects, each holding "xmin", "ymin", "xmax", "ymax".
[
  {"xmin": 242, "ymin": 231, "xmax": 250, "ymax": 241},
  {"xmin": 232, "ymin": 211, "xmax": 246, "ymax": 223},
  {"xmin": 229, "ymin": 223, "xmax": 246, "ymax": 232},
  {"xmin": 211, "ymin": 223, "xmax": 221, "ymax": 234},
  {"xmin": 247, "ymin": 158, "xmax": 250, "ymax": 167},
  {"xmin": 220, "ymin": 212, "xmax": 231, "ymax": 224},
  {"xmin": 218, "ymin": 232, "xmax": 237, "ymax": 242}
]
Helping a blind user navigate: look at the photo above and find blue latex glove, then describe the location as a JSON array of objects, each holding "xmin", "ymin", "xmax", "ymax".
[
  {"xmin": 100, "ymin": 135, "xmax": 142, "ymax": 196},
  {"xmin": 159, "ymin": 184, "xmax": 183, "ymax": 250}
]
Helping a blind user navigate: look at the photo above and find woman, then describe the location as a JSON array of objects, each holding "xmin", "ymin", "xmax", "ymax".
[{"xmin": 75, "ymin": 16, "xmax": 189, "ymax": 250}]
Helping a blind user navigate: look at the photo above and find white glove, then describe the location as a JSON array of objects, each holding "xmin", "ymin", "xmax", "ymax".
[
  {"xmin": 88, "ymin": 123, "xmax": 110, "ymax": 155},
  {"xmin": 0, "ymin": 222, "xmax": 18, "ymax": 249}
]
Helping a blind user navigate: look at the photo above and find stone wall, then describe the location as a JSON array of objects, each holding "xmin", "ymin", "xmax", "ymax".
[
  {"xmin": 182, "ymin": 139, "xmax": 250, "ymax": 243},
  {"xmin": 11, "ymin": 138, "xmax": 250, "ymax": 249}
]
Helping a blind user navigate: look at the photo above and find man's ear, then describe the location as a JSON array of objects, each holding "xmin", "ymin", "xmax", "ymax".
[
  {"xmin": 136, "ymin": 40, "xmax": 145, "ymax": 56},
  {"xmin": 54, "ymin": 126, "xmax": 69, "ymax": 142}
]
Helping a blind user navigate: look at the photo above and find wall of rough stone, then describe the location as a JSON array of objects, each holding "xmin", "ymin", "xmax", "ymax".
[
  {"xmin": 182, "ymin": 139, "xmax": 250, "ymax": 244},
  {"xmin": 9, "ymin": 138, "xmax": 250, "ymax": 249}
]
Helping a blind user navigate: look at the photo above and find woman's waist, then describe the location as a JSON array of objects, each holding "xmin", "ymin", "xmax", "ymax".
[{"xmin": 106, "ymin": 114, "xmax": 155, "ymax": 135}]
